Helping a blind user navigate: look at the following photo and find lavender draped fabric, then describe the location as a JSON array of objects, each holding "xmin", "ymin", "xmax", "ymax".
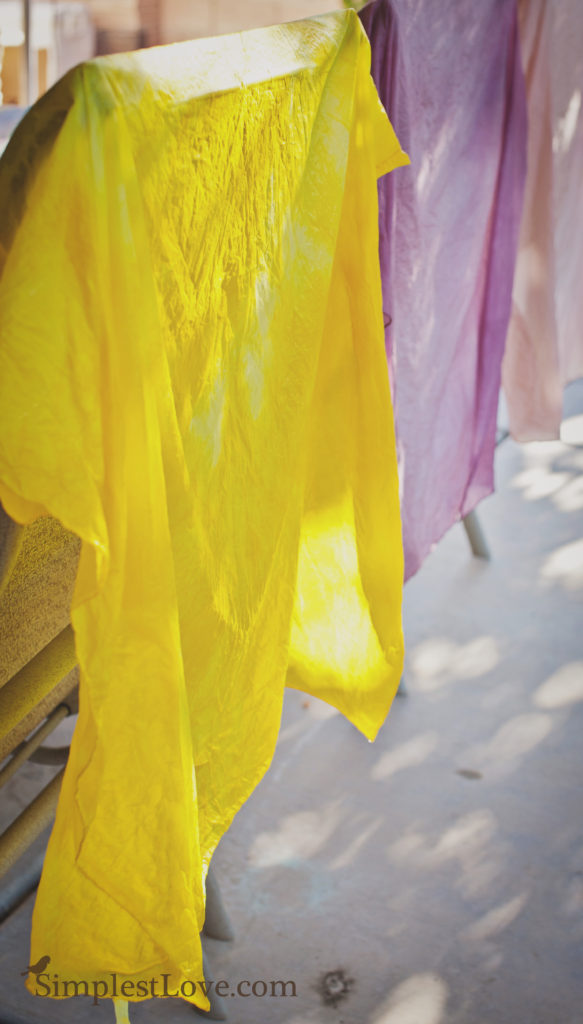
[
  {"xmin": 360, "ymin": 0, "xmax": 527, "ymax": 579},
  {"xmin": 503, "ymin": 0, "xmax": 583, "ymax": 440}
]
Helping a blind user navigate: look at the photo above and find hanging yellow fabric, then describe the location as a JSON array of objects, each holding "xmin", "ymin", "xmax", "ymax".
[{"xmin": 0, "ymin": 11, "xmax": 407, "ymax": 1009}]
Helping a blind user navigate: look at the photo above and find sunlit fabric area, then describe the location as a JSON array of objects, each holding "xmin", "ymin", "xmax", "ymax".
[{"xmin": 0, "ymin": 1, "xmax": 582, "ymax": 1023}]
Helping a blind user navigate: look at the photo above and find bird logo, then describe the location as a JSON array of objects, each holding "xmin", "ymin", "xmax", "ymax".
[{"xmin": 21, "ymin": 955, "xmax": 51, "ymax": 976}]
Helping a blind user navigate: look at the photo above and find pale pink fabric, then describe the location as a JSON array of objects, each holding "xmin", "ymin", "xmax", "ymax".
[
  {"xmin": 552, "ymin": 2, "xmax": 583, "ymax": 387},
  {"xmin": 503, "ymin": 0, "xmax": 583, "ymax": 440}
]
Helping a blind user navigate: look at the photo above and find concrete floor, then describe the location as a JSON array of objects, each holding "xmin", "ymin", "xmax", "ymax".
[{"xmin": 1, "ymin": 381, "xmax": 582, "ymax": 1024}]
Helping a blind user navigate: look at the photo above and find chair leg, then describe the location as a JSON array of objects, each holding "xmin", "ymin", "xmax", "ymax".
[
  {"xmin": 191, "ymin": 949, "xmax": 228, "ymax": 1021},
  {"xmin": 462, "ymin": 509, "xmax": 490, "ymax": 560},
  {"xmin": 0, "ymin": 845, "xmax": 45, "ymax": 924},
  {"xmin": 203, "ymin": 864, "xmax": 234, "ymax": 942},
  {"xmin": 396, "ymin": 674, "xmax": 408, "ymax": 697},
  {"xmin": 114, "ymin": 1000, "xmax": 131, "ymax": 1024}
]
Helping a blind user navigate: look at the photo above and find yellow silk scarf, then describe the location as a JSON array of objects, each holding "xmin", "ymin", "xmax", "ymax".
[{"xmin": 0, "ymin": 11, "xmax": 407, "ymax": 1009}]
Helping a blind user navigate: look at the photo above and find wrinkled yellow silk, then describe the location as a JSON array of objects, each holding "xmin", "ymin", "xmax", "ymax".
[{"xmin": 0, "ymin": 11, "xmax": 407, "ymax": 1007}]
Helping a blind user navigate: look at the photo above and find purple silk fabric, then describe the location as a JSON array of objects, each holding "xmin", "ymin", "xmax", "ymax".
[{"xmin": 360, "ymin": 0, "xmax": 527, "ymax": 580}]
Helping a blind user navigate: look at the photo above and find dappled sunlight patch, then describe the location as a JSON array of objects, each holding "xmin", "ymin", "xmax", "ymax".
[
  {"xmin": 329, "ymin": 817, "xmax": 383, "ymax": 871},
  {"xmin": 370, "ymin": 972, "xmax": 448, "ymax": 1024},
  {"xmin": 464, "ymin": 712, "xmax": 554, "ymax": 780},
  {"xmin": 534, "ymin": 662, "xmax": 583, "ymax": 708},
  {"xmin": 387, "ymin": 812, "xmax": 498, "ymax": 867},
  {"xmin": 386, "ymin": 830, "xmax": 427, "ymax": 865},
  {"xmin": 511, "ymin": 466, "xmax": 570, "ymax": 500},
  {"xmin": 409, "ymin": 635, "xmax": 500, "ymax": 693},
  {"xmin": 248, "ymin": 802, "xmax": 342, "ymax": 867},
  {"xmin": 410, "ymin": 638, "xmax": 456, "ymax": 680},
  {"xmin": 432, "ymin": 809, "xmax": 497, "ymax": 860},
  {"xmin": 454, "ymin": 637, "xmax": 499, "ymax": 679},
  {"xmin": 515, "ymin": 441, "xmax": 565, "ymax": 466},
  {"xmin": 560, "ymin": 412, "xmax": 583, "ymax": 445},
  {"xmin": 386, "ymin": 811, "xmax": 506, "ymax": 900},
  {"xmin": 461, "ymin": 892, "xmax": 528, "ymax": 942},
  {"xmin": 540, "ymin": 538, "xmax": 583, "ymax": 590},
  {"xmin": 430, "ymin": 811, "xmax": 508, "ymax": 900},
  {"xmin": 371, "ymin": 732, "xmax": 439, "ymax": 781},
  {"xmin": 553, "ymin": 474, "xmax": 583, "ymax": 512}
]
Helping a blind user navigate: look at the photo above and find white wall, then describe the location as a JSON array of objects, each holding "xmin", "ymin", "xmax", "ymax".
[{"xmin": 159, "ymin": 0, "xmax": 343, "ymax": 44}]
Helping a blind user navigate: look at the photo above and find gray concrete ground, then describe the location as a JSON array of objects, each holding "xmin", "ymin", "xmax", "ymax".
[{"xmin": 1, "ymin": 381, "xmax": 582, "ymax": 1024}]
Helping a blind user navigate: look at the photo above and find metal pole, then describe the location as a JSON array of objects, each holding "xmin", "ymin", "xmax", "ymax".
[
  {"xmin": 23, "ymin": 0, "xmax": 32, "ymax": 104},
  {"xmin": 0, "ymin": 705, "xmax": 68, "ymax": 788}
]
